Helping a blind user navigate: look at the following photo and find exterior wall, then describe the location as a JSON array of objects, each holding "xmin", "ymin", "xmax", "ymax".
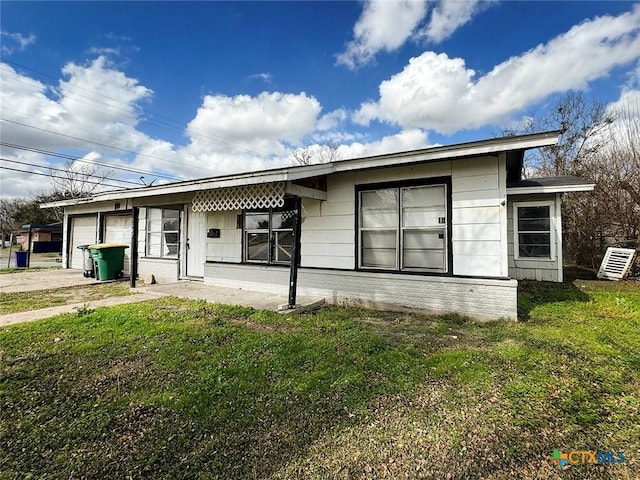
[
  {"xmin": 301, "ymin": 172, "xmax": 357, "ymax": 269},
  {"xmin": 195, "ymin": 155, "xmax": 510, "ymax": 278},
  {"xmin": 206, "ymin": 210, "xmax": 242, "ymax": 262},
  {"xmin": 204, "ymin": 263, "xmax": 518, "ymax": 320},
  {"xmin": 136, "ymin": 192, "xmax": 195, "ymax": 282},
  {"xmin": 64, "ymin": 201, "xmax": 132, "ymax": 269},
  {"xmin": 507, "ymin": 193, "xmax": 562, "ymax": 282},
  {"xmin": 138, "ymin": 257, "xmax": 179, "ymax": 284},
  {"xmin": 298, "ymin": 155, "xmax": 508, "ymax": 277},
  {"xmin": 452, "ymin": 156, "xmax": 508, "ymax": 277}
]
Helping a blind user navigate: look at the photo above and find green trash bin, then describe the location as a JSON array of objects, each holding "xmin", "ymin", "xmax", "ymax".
[{"xmin": 89, "ymin": 243, "xmax": 129, "ymax": 281}]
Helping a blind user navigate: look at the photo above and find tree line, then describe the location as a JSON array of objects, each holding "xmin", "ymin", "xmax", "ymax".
[{"xmin": 510, "ymin": 92, "xmax": 639, "ymax": 268}]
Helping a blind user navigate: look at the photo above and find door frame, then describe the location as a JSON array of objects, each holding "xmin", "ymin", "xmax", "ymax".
[{"xmin": 182, "ymin": 205, "xmax": 206, "ymax": 279}]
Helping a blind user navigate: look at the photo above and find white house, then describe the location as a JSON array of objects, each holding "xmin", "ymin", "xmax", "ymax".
[{"xmin": 43, "ymin": 131, "xmax": 594, "ymax": 320}]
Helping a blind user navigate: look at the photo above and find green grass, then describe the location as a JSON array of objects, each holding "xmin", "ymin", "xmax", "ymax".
[
  {"xmin": 0, "ymin": 281, "xmax": 638, "ymax": 479},
  {"xmin": 0, "ymin": 265, "xmax": 62, "ymax": 274},
  {"xmin": 0, "ymin": 283, "xmax": 132, "ymax": 314}
]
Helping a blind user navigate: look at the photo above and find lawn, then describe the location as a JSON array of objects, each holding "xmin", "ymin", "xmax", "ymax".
[
  {"xmin": 0, "ymin": 281, "xmax": 638, "ymax": 479},
  {"xmin": 0, "ymin": 283, "xmax": 132, "ymax": 315}
]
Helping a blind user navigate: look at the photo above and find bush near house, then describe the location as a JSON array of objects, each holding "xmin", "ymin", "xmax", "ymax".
[{"xmin": 0, "ymin": 281, "xmax": 638, "ymax": 479}]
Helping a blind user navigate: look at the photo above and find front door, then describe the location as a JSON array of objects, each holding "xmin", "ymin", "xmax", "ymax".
[{"xmin": 186, "ymin": 207, "xmax": 206, "ymax": 277}]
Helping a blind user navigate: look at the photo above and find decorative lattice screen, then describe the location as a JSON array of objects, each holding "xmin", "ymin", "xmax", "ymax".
[
  {"xmin": 597, "ymin": 247, "xmax": 637, "ymax": 281},
  {"xmin": 192, "ymin": 182, "xmax": 285, "ymax": 212}
]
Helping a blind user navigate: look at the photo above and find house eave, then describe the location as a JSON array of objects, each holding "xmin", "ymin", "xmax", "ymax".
[
  {"xmin": 507, "ymin": 184, "xmax": 595, "ymax": 195},
  {"xmin": 41, "ymin": 130, "xmax": 561, "ymax": 209}
]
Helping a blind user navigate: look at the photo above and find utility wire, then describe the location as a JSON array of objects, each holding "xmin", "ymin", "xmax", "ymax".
[
  {"xmin": 1, "ymin": 141, "xmax": 180, "ymax": 181},
  {"xmin": 0, "ymin": 163, "xmax": 131, "ymax": 190},
  {"xmin": 0, "ymin": 157, "xmax": 142, "ymax": 186},
  {"xmin": 0, "ymin": 117, "xmax": 216, "ymax": 175},
  {"xmin": 2, "ymin": 61, "xmax": 274, "ymax": 158}
]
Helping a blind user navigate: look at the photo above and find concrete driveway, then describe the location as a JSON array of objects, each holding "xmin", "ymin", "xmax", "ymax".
[
  {"xmin": 0, "ymin": 268, "xmax": 98, "ymax": 294},
  {"xmin": 1, "ymin": 269, "xmax": 325, "ymax": 329}
]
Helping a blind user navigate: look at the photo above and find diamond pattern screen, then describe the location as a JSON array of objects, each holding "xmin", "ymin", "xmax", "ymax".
[{"xmin": 192, "ymin": 182, "xmax": 285, "ymax": 212}]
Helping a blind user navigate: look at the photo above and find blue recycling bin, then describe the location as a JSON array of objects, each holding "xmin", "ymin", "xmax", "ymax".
[{"xmin": 14, "ymin": 251, "xmax": 28, "ymax": 268}]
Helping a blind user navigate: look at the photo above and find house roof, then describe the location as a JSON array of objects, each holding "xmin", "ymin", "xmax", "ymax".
[
  {"xmin": 42, "ymin": 130, "xmax": 562, "ymax": 208},
  {"xmin": 507, "ymin": 175, "xmax": 595, "ymax": 195}
]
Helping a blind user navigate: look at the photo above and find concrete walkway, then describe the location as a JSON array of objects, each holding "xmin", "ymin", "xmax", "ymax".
[
  {"xmin": 0, "ymin": 292, "xmax": 161, "ymax": 328},
  {"xmin": 1, "ymin": 268, "xmax": 325, "ymax": 328},
  {"xmin": 0, "ymin": 268, "xmax": 98, "ymax": 294},
  {"xmin": 134, "ymin": 281, "xmax": 325, "ymax": 313}
]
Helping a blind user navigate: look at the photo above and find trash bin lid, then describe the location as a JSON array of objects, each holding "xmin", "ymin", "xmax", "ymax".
[{"xmin": 88, "ymin": 243, "xmax": 130, "ymax": 249}]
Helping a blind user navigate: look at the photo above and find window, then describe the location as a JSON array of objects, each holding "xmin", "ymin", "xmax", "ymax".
[
  {"xmin": 147, "ymin": 208, "xmax": 180, "ymax": 258},
  {"xmin": 514, "ymin": 201, "xmax": 554, "ymax": 259},
  {"xmin": 244, "ymin": 202, "xmax": 296, "ymax": 265},
  {"xmin": 359, "ymin": 182, "xmax": 448, "ymax": 273}
]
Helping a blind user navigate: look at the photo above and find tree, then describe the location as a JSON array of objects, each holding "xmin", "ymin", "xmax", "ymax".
[
  {"xmin": 513, "ymin": 92, "xmax": 614, "ymax": 177},
  {"xmin": 0, "ymin": 198, "xmax": 24, "ymax": 243},
  {"xmin": 506, "ymin": 92, "xmax": 627, "ymax": 267},
  {"xmin": 49, "ymin": 160, "xmax": 114, "ymax": 199},
  {"xmin": 292, "ymin": 143, "xmax": 342, "ymax": 166}
]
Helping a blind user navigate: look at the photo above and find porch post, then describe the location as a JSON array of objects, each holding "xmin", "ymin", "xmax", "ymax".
[
  {"xmin": 130, "ymin": 206, "xmax": 139, "ymax": 288},
  {"xmin": 287, "ymin": 196, "xmax": 302, "ymax": 309}
]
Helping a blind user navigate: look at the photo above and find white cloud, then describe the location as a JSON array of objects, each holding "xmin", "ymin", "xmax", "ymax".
[
  {"xmin": 174, "ymin": 92, "xmax": 324, "ymax": 175},
  {"xmin": 337, "ymin": 0, "xmax": 496, "ymax": 69},
  {"xmin": 337, "ymin": 0, "xmax": 428, "ymax": 69},
  {"xmin": 87, "ymin": 47, "xmax": 121, "ymax": 56},
  {"xmin": 418, "ymin": 0, "xmax": 493, "ymax": 43},
  {"xmin": 1, "ymin": 31, "xmax": 36, "ymax": 55},
  {"xmin": 0, "ymin": 58, "xmax": 182, "ymax": 196},
  {"xmin": 337, "ymin": 128, "xmax": 431, "ymax": 160},
  {"xmin": 248, "ymin": 72, "xmax": 273, "ymax": 83},
  {"xmin": 355, "ymin": 5, "xmax": 640, "ymax": 133},
  {"xmin": 316, "ymin": 108, "xmax": 348, "ymax": 131}
]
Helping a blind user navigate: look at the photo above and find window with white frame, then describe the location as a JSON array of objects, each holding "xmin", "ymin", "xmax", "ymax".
[
  {"xmin": 146, "ymin": 208, "xmax": 180, "ymax": 258},
  {"xmin": 359, "ymin": 182, "xmax": 448, "ymax": 273},
  {"xmin": 514, "ymin": 201, "xmax": 554, "ymax": 259},
  {"xmin": 244, "ymin": 201, "xmax": 296, "ymax": 265}
]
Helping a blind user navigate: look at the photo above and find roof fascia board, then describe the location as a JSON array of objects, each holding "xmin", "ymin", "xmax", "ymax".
[
  {"xmin": 41, "ymin": 131, "xmax": 560, "ymax": 209},
  {"xmin": 285, "ymin": 182, "xmax": 328, "ymax": 200},
  {"xmin": 332, "ymin": 131, "xmax": 560, "ymax": 173},
  {"xmin": 507, "ymin": 184, "xmax": 595, "ymax": 195}
]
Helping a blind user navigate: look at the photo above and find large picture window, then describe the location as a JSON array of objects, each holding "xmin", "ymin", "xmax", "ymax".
[
  {"xmin": 146, "ymin": 208, "xmax": 180, "ymax": 258},
  {"xmin": 359, "ymin": 182, "xmax": 448, "ymax": 273},
  {"xmin": 514, "ymin": 201, "xmax": 554, "ymax": 259},
  {"xmin": 244, "ymin": 201, "xmax": 296, "ymax": 265}
]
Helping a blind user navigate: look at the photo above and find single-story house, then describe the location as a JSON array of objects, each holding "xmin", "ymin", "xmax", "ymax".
[
  {"xmin": 14, "ymin": 223, "xmax": 63, "ymax": 253},
  {"xmin": 42, "ymin": 131, "xmax": 594, "ymax": 320}
]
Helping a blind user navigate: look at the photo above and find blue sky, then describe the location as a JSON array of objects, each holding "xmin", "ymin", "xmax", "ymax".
[{"xmin": 1, "ymin": 1, "xmax": 639, "ymax": 197}]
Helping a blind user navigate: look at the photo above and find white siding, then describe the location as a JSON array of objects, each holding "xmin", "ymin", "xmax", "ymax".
[
  {"xmin": 138, "ymin": 258, "xmax": 179, "ymax": 284},
  {"xmin": 507, "ymin": 194, "xmax": 562, "ymax": 282},
  {"xmin": 65, "ymin": 201, "xmax": 133, "ymax": 270},
  {"xmin": 300, "ymin": 173, "xmax": 356, "ymax": 269},
  {"xmin": 452, "ymin": 156, "xmax": 506, "ymax": 277},
  {"xmin": 69, "ymin": 215, "xmax": 98, "ymax": 270},
  {"xmin": 104, "ymin": 214, "xmax": 132, "ymax": 275},
  {"xmin": 204, "ymin": 263, "xmax": 518, "ymax": 320},
  {"xmin": 199, "ymin": 156, "xmax": 509, "ymax": 278},
  {"xmin": 206, "ymin": 210, "xmax": 242, "ymax": 262}
]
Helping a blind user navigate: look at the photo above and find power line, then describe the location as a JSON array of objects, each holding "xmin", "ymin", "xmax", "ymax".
[
  {"xmin": 1, "ymin": 141, "xmax": 180, "ymax": 181},
  {"xmin": 0, "ymin": 162, "xmax": 131, "ymax": 190},
  {"xmin": 0, "ymin": 157, "xmax": 141, "ymax": 186},
  {"xmin": 0, "ymin": 117, "xmax": 216, "ymax": 175},
  {"xmin": 2, "ymin": 61, "xmax": 275, "ymax": 159}
]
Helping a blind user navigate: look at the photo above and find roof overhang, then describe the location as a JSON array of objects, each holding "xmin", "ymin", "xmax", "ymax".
[
  {"xmin": 42, "ymin": 130, "xmax": 561, "ymax": 209},
  {"xmin": 507, "ymin": 175, "xmax": 595, "ymax": 195}
]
